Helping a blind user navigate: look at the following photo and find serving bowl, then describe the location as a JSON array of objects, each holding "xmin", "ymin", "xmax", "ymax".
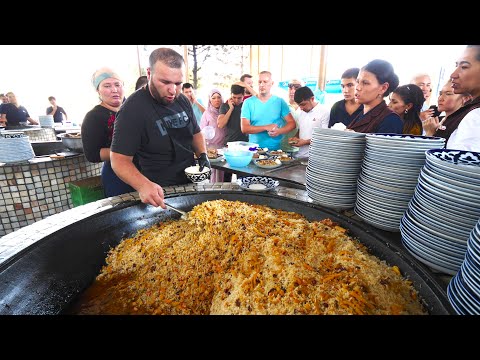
[
  {"xmin": 237, "ymin": 176, "xmax": 279, "ymax": 192},
  {"xmin": 184, "ymin": 165, "xmax": 211, "ymax": 183},
  {"xmin": 57, "ymin": 132, "xmax": 83, "ymax": 153},
  {"xmin": 224, "ymin": 149, "xmax": 254, "ymax": 167},
  {"xmin": 223, "ymin": 149, "xmax": 254, "ymax": 167}
]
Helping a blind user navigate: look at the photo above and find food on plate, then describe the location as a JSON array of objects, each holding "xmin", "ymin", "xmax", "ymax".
[
  {"xmin": 248, "ymin": 183, "xmax": 267, "ymax": 190},
  {"xmin": 279, "ymin": 154, "xmax": 294, "ymax": 162},
  {"xmin": 65, "ymin": 132, "xmax": 81, "ymax": 138},
  {"xmin": 268, "ymin": 149, "xmax": 284, "ymax": 156},
  {"xmin": 71, "ymin": 200, "xmax": 427, "ymax": 315},
  {"xmin": 256, "ymin": 159, "xmax": 281, "ymax": 166},
  {"xmin": 207, "ymin": 148, "xmax": 219, "ymax": 159},
  {"xmin": 252, "ymin": 152, "xmax": 268, "ymax": 159}
]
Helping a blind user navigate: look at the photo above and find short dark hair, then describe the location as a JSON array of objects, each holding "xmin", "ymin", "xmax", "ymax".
[
  {"xmin": 48, "ymin": 96, "xmax": 55, "ymax": 101},
  {"xmin": 467, "ymin": 45, "xmax": 480, "ymax": 61},
  {"xmin": 182, "ymin": 82, "xmax": 194, "ymax": 90},
  {"xmin": 149, "ymin": 47, "xmax": 184, "ymax": 69},
  {"xmin": 240, "ymin": 74, "xmax": 252, "ymax": 82},
  {"xmin": 135, "ymin": 75, "xmax": 148, "ymax": 90},
  {"xmin": 341, "ymin": 68, "xmax": 360, "ymax": 79},
  {"xmin": 362, "ymin": 59, "xmax": 399, "ymax": 98},
  {"xmin": 294, "ymin": 86, "xmax": 314, "ymax": 104},
  {"xmin": 231, "ymin": 84, "xmax": 245, "ymax": 95}
]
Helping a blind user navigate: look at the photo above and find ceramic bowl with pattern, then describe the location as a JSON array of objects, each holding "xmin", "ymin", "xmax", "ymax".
[
  {"xmin": 184, "ymin": 165, "xmax": 211, "ymax": 183},
  {"xmin": 237, "ymin": 176, "xmax": 279, "ymax": 192}
]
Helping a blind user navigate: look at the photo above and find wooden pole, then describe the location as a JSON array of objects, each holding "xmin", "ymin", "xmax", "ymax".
[
  {"xmin": 317, "ymin": 45, "xmax": 328, "ymax": 91},
  {"xmin": 136, "ymin": 45, "xmax": 142, "ymax": 77},
  {"xmin": 184, "ymin": 45, "xmax": 189, "ymax": 83}
]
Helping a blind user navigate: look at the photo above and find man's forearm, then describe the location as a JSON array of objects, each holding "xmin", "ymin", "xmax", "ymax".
[{"xmin": 111, "ymin": 153, "xmax": 148, "ymax": 191}]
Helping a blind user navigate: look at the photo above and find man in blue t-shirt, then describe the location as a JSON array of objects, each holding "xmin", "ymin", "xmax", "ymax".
[
  {"xmin": 240, "ymin": 71, "xmax": 296, "ymax": 150},
  {"xmin": 181, "ymin": 82, "xmax": 205, "ymax": 125}
]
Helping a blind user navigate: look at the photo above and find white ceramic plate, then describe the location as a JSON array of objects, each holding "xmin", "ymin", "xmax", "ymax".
[
  {"xmin": 253, "ymin": 159, "xmax": 282, "ymax": 169},
  {"xmin": 208, "ymin": 155, "xmax": 225, "ymax": 163}
]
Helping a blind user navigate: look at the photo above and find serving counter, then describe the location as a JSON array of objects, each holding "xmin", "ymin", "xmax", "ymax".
[{"xmin": 211, "ymin": 157, "xmax": 307, "ymax": 189}]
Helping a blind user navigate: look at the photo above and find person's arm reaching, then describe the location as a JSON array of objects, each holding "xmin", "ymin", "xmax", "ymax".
[
  {"xmin": 110, "ymin": 151, "xmax": 166, "ymax": 209},
  {"xmin": 27, "ymin": 117, "xmax": 38, "ymax": 125},
  {"xmin": 234, "ymin": 81, "xmax": 257, "ymax": 97},
  {"xmin": 217, "ymin": 100, "xmax": 234, "ymax": 129},
  {"xmin": 191, "ymin": 92, "xmax": 205, "ymax": 113}
]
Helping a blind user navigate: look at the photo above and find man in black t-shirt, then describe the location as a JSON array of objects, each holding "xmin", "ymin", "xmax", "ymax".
[
  {"xmin": 0, "ymin": 92, "xmax": 38, "ymax": 126},
  {"xmin": 46, "ymin": 96, "xmax": 68, "ymax": 123},
  {"xmin": 217, "ymin": 83, "xmax": 249, "ymax": 144},
  {"xmin": 111, "ymin": 47, "xmax": 210, "ymax": 208}
]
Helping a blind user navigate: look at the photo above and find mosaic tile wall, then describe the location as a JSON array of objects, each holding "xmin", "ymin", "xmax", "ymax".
[
  {"xmin": 0, "ymin": 155, "xmax": 102, "ymax": 237},
  {"xmin": 22, "ymin": 128, "xmax": 57, "ymax": 142}
]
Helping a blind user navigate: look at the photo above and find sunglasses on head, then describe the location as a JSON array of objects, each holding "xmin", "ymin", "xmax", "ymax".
[{"xmin": 288, "ymin": 83, "xmax": 301, "ymax": 89}]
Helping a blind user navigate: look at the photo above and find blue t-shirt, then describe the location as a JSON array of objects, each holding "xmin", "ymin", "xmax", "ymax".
[
  {"xmin": 241, "ymin": 95, "xmax": 291, "ymax": 150},
  {"xmin": 192, "ymin": 101, "xmax": 204, "ymax": 126}
]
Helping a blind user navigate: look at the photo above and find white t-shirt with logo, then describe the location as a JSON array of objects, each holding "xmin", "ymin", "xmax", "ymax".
[{"xmin": 296, "ymin": 103, "xmax": 330, "ymax": 158}]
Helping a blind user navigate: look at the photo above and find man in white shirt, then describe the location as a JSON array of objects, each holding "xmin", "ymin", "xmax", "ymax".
[{"xmin": 289, "ymin": 86, "xmax": 330, "ymax": 158}]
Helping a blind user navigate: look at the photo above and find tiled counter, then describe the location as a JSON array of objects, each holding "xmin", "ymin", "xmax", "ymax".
[{"xmin": 0, "ymin": 154, "xmax": 102, "ymax": 236}]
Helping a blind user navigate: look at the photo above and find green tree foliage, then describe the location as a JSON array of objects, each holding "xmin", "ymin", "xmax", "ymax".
[{"xmin": 185, "ymin": 45, "xmax": 248, "ymax": 89}]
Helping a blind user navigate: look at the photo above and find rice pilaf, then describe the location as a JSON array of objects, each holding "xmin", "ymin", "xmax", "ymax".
[{"xmin": 72, "ymin": 200, "xmax": 427, "ymax": 315}]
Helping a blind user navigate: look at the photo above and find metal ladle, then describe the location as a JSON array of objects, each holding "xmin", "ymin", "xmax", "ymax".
[{"xmin": 165, "ymin": 203, "xmax": 189, "ymax": 220}]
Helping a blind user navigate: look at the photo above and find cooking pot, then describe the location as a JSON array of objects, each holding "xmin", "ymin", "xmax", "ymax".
[
  {"xmin": 0, "ymin": 191, "xmax": 454, "ymax": 315},
  {"xmin": 57, "ymin": 133, "xmax": 83, "ymax": 153}
]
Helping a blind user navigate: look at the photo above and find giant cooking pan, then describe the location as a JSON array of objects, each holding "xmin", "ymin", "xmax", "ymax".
[{"xmin": 0, "ymin": 191, "xmax": 454, "ymax": 315}]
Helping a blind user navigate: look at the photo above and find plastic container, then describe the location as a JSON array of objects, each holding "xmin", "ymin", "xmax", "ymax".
[
  {"xmin": 68, "ymin": 176, "xmax": 105, "ymax": 207},
  {"xmin": 226, "ymin": 141, "xmax": 259, "ymax": 152},
  {"xmin": 223, "ymin": 149, "xmax": 254, "ymax": 167}
]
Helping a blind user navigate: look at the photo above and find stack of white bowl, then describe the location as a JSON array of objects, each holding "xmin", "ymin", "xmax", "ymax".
[
  {"xmin": 400, "ymin": 149, "xmax": 480, "ymax": 276},
  {"xmin": 355, "ymin": 134, "xmax": 445, "ymax": 232},
  {"xmin": 306, "ymin": 128, "xmax": 366, "ymax": 210},
  {"xmin": 0, "ymin": 133, "xmax": 35, "ymax": 163},
  {"xmin": 39, "ymin": 115, "xmax": 54, "ymax": 128}
]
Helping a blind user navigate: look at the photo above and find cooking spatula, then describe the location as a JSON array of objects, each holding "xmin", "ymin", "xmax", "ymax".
[{"xmin": 165, "ymin": 203, "xmax": 189, "ymax": 220}]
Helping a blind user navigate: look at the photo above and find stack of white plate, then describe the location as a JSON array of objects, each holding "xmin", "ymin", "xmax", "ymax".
[
  {"xmin": 447, "ymin": 218, "xmax": 480, "ymax": 314},
  {"xmin": 306, "ymin": 128, "xmax": 366, "ymax": 210},
  {"xmin": 39, "ymin": 115, "xmax": 54, "ymax": 128},
  {"xmin": 0, "ymin": 133, "xmax": 35, "ymax": 163},
  {"xmin": 400, "ymin": 149, "xmax": 480, "ymax": 276},
  {"xmin": 355, "ymin": 134, "xmax": 445, "ymax": 232}
]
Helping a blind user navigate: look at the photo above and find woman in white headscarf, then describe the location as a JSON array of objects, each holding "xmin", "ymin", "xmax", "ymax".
[
  {"xmin": 81, "ymin": 67, "xmax": 137, "ymax": 197},
  {"xmin": 200, "ymin": 88, "xmax": 226, "ymax": 182}
]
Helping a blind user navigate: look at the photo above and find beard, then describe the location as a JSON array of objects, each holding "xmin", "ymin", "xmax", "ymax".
[{"xmin": 150, "ymin": 84, "xmax": 176, "ymax": 106}]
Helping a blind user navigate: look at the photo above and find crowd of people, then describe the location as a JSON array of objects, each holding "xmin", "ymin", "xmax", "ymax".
[{"xmin": 3, "ymin": 45, "xmax": 479, "ymax": 207}]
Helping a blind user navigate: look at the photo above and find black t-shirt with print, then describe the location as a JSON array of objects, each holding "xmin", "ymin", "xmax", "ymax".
[{"xmin": 112, "ymin": 86, "xmax": 200, "ymax": 186}]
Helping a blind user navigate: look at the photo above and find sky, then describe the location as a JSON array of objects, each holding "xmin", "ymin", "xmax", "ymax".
[{"xmin": 0, "ymin": 45, "xmax": 467, "ymax": 124}]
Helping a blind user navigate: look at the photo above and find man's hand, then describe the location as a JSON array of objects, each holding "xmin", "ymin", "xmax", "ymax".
[
  {"xmin": 198, "ymin": 152, "xmax": 211, "ymax": 172},
  {"xmin": 137, "ymin": 180, "xmax": 166, "ymax": 208}
]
